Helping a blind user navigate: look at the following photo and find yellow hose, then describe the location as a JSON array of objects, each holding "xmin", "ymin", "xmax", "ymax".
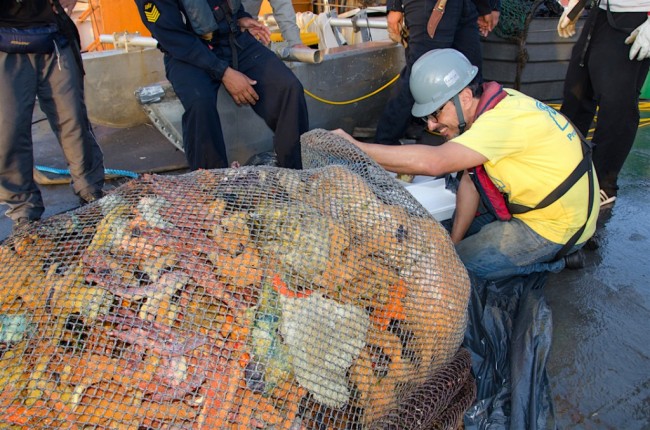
[
  {"xmin": 639, "ymin": 100, "xmax": 650, "ymax": 128},
  {"xmin": 304, "ymin": 73, "xmax": 401, "ymax": 105}
]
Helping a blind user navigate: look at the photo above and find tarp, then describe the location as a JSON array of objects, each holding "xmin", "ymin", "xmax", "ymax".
[{"xmin": 463, "ymin": 272, "xmax": 557, "ymax": 430}]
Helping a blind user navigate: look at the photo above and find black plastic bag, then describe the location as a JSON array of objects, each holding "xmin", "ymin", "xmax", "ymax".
[{"xmin": 463, "ymin": 273, "xmax": 557, "ymax": 430}]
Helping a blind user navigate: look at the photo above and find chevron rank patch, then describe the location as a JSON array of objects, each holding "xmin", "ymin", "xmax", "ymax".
[{"xmin": 144, "ymin": 2, "xmax": 160, "ymax": 23}]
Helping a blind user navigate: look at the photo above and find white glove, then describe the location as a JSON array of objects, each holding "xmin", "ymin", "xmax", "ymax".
[
  {"xmin": 625, "ymin": 16, "xmax": 650, "ymax": 61},
  {"xmin": 557, "ymin": 0, "xmax": 583, "ymax": 39}
]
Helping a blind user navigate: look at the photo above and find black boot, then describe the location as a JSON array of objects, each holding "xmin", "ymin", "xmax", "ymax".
[{"xmin": 564, "ymin": 249, "xmax": 586, "ymax": 270}]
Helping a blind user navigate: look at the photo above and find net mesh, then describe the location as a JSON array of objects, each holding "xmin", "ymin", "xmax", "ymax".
[
  {"xmin": 494, "ymin": 0, "xmax": 562, "ymax": 41},
  {"xmin": 0, "ymin": 129, "xmax": 472, "ymax": 429}
]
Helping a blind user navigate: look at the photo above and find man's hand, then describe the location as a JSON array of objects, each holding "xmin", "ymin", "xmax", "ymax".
[
  {"xmin": 331, "ymin": 128, "xmax": 360, "ymax": 145},
  {"xmin": 387, "ymin": 11, "xmax": 405, "ymax": 44},
  {"xmin": 59, "ymin": 0, "xmax": 78, "ymax": 14},
  {"xmin": 238, "ymin": 17, "xmax": 271, "ymax": 45},
  {"xmin": 557, "ymin": 0, "xmax": 583, "ymax": 38},
  {"xmin": 625, "ymin": 16, "xmax": 650, "ymax": 60},
  {"xmin": 200, "ymin": 31, "xmax": 214, "ymax": 41},
  {"xmin": 477, "ymin": 11, "xmax": 499, "ymax": 37},
  {"xmin": 222, "ymin": 67, "xmax": 259, "ymax": 106}
]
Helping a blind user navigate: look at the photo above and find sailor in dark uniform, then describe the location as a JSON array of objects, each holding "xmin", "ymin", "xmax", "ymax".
[
  {"xmin": 135, "ymin": 0, "xmax": 309, "ymax": 169},
  {"xmin": 376, "ymin": 0, "xmax": 495, "ymax": 145}
]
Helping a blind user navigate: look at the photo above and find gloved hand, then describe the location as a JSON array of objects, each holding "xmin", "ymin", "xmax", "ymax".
[
  {"xmin": 625, "ymin": 16, "xmax": 650, "ymax": 61},
  {"xmin": 557, "ymin": 0, "xmax": 583, "ymax": 38}
]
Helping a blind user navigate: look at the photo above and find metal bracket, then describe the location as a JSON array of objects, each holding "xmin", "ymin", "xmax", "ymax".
[
  {"xmin": 135, "ymin": 83, "xmax": 184, "ymax": 153},
  {"xmin": 328, "ymin": 11, "xmax": 347, "ymax": 47},
  {"xmin": 351, "ymin": 10, "xmax": 372, "ymax": 42}
]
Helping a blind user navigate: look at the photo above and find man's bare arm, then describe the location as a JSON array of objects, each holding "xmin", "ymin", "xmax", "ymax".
[
  {"xmin": 331, "ymin": 129, "xmax": 488, "ymax": 176},
  {"xmin": 450, "ymin": 171, "xmax": 480, "ymax": 243}
]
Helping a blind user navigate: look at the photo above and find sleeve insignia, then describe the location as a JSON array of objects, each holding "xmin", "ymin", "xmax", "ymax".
[{"xmin": 144, "ymin": 2, "xmax": 161, "ymax": 23}]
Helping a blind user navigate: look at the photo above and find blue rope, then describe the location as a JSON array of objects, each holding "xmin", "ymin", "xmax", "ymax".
[{"xmin": 36, "ymin": 165, "xmax": 139, "ymax": 179}]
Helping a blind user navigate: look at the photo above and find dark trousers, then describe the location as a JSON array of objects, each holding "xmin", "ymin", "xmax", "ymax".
[
  {"xmin": 375, "ymin": 0, "xmax": 482, "ymax": 145},
  {"xmin": 166, "ymin": 31, "xmax": 308, "ymax": 170},
  {"xmin": 560, "ymin": 8, "xmax": 650, "ymax": 196},
  {"xmin": 0, "ymin": 45, "xmax": 104, "ymax": 221}
]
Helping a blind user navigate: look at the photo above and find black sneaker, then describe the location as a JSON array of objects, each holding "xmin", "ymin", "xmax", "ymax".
[
  {"xmin": 79, "ymin": 190, "xmax": 105, "ymax": 206},
  {"xmin": 564, "ymin": 250, "xmax": 586, "ymax": 270}
]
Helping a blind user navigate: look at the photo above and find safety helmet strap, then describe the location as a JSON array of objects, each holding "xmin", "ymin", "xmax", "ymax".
[{"xmin": 451, "ymin": 94, "xmax": 466, "ymax": 134}]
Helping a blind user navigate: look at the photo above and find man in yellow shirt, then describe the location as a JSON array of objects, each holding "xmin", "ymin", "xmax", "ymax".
[{"xmin": 334, "ymin": 48, "xmax": 599, "ymax": 280}]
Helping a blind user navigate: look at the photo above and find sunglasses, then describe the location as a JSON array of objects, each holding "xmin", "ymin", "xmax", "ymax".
[{"xmin": 421, "ymin": 101, "xmax": 449, "ymax": 123}]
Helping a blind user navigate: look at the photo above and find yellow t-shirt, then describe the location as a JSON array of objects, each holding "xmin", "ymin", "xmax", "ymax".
[{"xmin": 453, "ymin": 89, "xmax": 600, "ymax": 245}]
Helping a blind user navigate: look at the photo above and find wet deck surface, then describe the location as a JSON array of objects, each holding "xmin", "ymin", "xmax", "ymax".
[
  {"xmin": 1, "ymin": 107, "xmax": 649, "ymax": 429},
  {"xmin": 545, "ymin": 114, "xmax": 650, "ymax": 429}
]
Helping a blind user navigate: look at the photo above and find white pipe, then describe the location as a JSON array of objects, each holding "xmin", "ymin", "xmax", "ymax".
[
  {"xmin": 328, "ymin": 17, "xmax": 388, "ymax": 30},
  {"xmin": 277, "ymin": 47, "xmax": 323, "ymax": 63},
  {"xmin": 99, "ymin": 34, "xmax": 159, "ymax": 49}
]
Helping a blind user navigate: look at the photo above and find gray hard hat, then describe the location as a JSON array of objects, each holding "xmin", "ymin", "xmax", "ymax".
[{"xmin": 410, "ymin": 49, "xmax": 478, "ymax": 118}]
